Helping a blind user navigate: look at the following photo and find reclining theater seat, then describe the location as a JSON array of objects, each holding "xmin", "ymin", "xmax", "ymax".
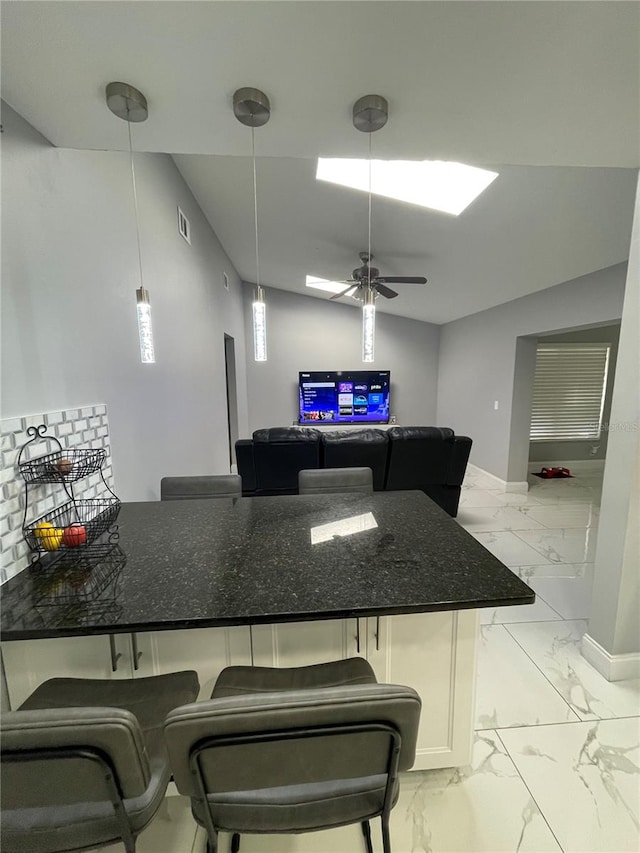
[
  {"xmin": 320, "ymin": 429, "xmax": 389, "ymax": 491},
  {"xmin": 385, "ymin": 427, "xmax": 472, "ymax": 517},
  {"xmin": 252, "ymin": 427, "xmax": 321, "ymax": 495}
]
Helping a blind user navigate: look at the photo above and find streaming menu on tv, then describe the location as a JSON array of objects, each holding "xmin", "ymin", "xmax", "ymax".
[{"xmin": 299, "ymin": 371, "xmax": 390, "ymax": 424}]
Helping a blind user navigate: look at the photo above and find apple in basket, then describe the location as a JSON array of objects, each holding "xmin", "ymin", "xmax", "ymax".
[{"xmin": 62, "ymin": 524, "xmax": 88, "ymax": 548}]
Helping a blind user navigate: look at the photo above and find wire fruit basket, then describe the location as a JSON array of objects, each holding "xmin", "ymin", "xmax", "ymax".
[
  {"xmin": 19, "ymin": 448, "xmax": 107, "ymax": 483},
  {"xmin": 24, "ymin": 499, "xmax": 121, "ymax": 552}
]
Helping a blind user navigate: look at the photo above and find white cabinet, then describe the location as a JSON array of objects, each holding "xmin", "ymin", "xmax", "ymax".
[
  {"xmin": 2, "ymin": 625, "xmax": 253, "ymax": 708},
  {"xmin": 1, "ymin": 633, "xmax": 132, "ymax": 709},
  {"xmin": 251, "ymin": 618, "xmax": 359, "ymax": 668},
  {"xmin": 134, "ymin": 627, "xmax": 251, "ymax": 699},
  {"xmin": 250, "ymin": 610, "xmax": 479, "ymax": 771},
  {"xmin": 2, "ymin": 611, "xmax": 480, "ymax": 771},
  {"xmin": 364, "ymin": 610, "xmax": 478, "ymax": 770}
]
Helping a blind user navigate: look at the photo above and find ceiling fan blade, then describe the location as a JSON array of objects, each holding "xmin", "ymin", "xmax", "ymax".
[
  {"xmin": 376, "ymin": 276, "xmax": 428, "ymax": 285},
  {"xmin": 330, "ymin": 283, "xmax": 358, "ymax": 300},
  {"xmin": 375, "ymin": 283, "xmax": 399, "ymax": 299}
]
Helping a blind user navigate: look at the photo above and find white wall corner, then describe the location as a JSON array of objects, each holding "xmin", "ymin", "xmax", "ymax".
[
  {"xmin": 466, "ymin": 463, "xmax": 529, "ymax": 493},
  {"xmin": 505, "ymin": 480, "xmax": 530, "ymax": 493},
  {"xmin": 581, "ymin": 632, "xmax": 640, "ymax": 682}
]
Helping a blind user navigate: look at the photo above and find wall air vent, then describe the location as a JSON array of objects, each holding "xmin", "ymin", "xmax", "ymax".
[{"xmin": 177, "ymin": 207, "xmax": 191, "ymax": 244}]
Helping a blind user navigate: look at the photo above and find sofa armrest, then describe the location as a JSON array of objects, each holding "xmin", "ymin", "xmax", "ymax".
[
  {"xmin": 235, "ymin": 439, "xmax": 256, "ymax": 494},
  {"xmin": 446, "ymin": 436, "xmax": 472, "ymax": 486}
]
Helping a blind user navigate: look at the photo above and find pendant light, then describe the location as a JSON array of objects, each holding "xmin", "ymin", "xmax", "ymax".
[
  {"xmin": 233, "ymin": 87, "xmax": 271, "ymax": 362},
  {"xmin": 106, "ymin": 82, "xmax": 155, "ymax": 364},
  {"xmin": 353, "ymin": 95, "xmax": 388, "ymax": 363}
]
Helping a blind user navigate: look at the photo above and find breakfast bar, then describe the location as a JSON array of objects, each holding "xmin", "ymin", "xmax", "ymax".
[{"xmin": 1, "ymin": 490, "xmax": 534, "ymax": 770}]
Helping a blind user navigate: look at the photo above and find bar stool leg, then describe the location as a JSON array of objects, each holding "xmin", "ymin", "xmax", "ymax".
[
  {"xmin": 361, "ymin": 820, "xmax": 374, "ymax": 853},
  {"xmin": 381, "ymin": 814, "xmax": 392, "ymax": 853}
]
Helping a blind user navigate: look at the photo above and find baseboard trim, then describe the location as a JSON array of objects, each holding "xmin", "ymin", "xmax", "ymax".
[
  {"xmin": 581, "ymin": 633, "xmax": 640, "ymax": 681},
  {"xmin": 467, "ymin": 463, "xmax": 528, "ymax": 494}
]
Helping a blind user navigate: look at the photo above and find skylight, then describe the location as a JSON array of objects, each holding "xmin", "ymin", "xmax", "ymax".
[
  {"xmin": 305, "ymin": 275, "xmax": 348, "ymax": 295},
  {"xmin": 316, "ymin": 159, "xmax": 498, "ymax": 216}
]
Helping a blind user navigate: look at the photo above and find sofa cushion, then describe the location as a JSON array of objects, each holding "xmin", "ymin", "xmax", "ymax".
[
  {"xmin": 252, "ymin": 428, "xmax": 322, "ymax": 494},
  {"xmin": 320, "ymin": 430, "xmax": 389, "ymax": 491},
  {"xmin": 386, "ymin": 427, "xmax": 456, "ymax": 488},
  {"xmin": 253, "ymin": 427, "xmax": 320, "ymax": 444}
]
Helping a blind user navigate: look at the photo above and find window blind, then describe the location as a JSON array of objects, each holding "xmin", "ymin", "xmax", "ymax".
[{"xmin": 530, "ymin": 343, "xmax": 611, "ymax": 441}]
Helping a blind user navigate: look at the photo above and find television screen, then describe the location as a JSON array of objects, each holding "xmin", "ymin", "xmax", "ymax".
[{"xmin": 299, "ymin": 371, "xmax": 391, "ymax": 425}]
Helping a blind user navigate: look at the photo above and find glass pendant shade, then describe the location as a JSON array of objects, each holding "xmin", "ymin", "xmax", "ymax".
[
  {"xmin": 362, "ymin": 289, "xmax": 375, "ymax": 363},
  {"xmin": 136, "ymin": 287, "xmax": 155, "ymax": 364},
  {"xmin": 253, "ymin": 286, "xmax": 267, "ymax": 362}
]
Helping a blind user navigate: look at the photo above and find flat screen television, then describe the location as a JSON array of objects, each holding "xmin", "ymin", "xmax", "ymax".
[{"xmin": 299, "ymin": 371, "xmax": 391, "ymax": 425}]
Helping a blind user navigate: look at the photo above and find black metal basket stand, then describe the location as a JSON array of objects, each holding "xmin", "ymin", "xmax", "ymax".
[{"xmin": 18, "ymin": 424, "xmax": 121, "ymax": 560}]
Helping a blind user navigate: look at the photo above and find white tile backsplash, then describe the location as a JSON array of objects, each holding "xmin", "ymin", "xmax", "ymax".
[{"xmin": 0, "ymin": 404, "xmax": 115, "ymax": 583}]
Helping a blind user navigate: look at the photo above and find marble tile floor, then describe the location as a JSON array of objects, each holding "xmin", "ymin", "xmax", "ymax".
[{"xmin": 102, "ymin": 466, "xmax": 639, "ymax": 852}]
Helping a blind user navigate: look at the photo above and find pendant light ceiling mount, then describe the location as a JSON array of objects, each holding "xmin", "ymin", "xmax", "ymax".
[
  {"xmin": 233, "ymin": 87, "xmax": 271, "ymax": 128},
  {"xmin": 106, "ymin": 82, "xmax": 148, "ymax": 123},
  {"xmin": 352, "ymin": 94, "xmax": 388, "ymax": 134}
]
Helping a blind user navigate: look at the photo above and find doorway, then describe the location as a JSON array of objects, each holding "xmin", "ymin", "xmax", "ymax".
[{"xmin": 224, "ymin": 334, "xmax": 239, "ymax": 469}]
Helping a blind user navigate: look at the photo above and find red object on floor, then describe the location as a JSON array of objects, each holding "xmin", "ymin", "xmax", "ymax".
[{"xmin": 536, "ymin": 466, "xmax": 572, "ymax": 479}]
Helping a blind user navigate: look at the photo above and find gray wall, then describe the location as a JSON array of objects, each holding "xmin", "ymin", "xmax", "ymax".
[
  {"xmin": 1, "ymin": 103, "xmax": 249, "ymax": 500},
  {"xmin": 437, "ymin": 263, "xmax": 627, "ymax": 482},
  {"xmin": 588, "ymin": 173, "xmax": 639, "ymax": 659},
  {"xmin": 528, "ymin": 324, "xmax": 620, "ymax": 464},
  {"xmin": 242, "ymin": 285, "xmax": 440, "ymax": 435}
]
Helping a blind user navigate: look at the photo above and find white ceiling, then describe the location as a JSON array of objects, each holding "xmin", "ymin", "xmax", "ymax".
[{"xmin": 2, "ymin": 1, "xmax": 639, "ymax": 323}]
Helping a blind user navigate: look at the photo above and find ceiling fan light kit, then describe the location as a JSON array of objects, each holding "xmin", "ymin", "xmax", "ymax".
[
  {"xmin": 106, "ymin": 81, "xmax": 155, "ymax": 364},
  {"xmin": 233, "ymin": 87, "xmax": 271, "ymax": 362}
]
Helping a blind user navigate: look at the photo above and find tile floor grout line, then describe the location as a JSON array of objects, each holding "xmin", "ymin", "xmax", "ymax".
[
  {"xmin": 523, "ymin": 588, "xmax": 565, "ymax": 620},
  {"xmin": 494, "ymin": 728, "xmax": 567, "ymax": 853},
  {"xmin": 474, "ymin": 712, "xmax": 640, "ymax": 734},
  {"xmin": 502, "ymin": 621, "xmax": 588, "ymax": 722}
]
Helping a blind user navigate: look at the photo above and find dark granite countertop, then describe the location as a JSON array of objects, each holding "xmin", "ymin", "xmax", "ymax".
[{"xmin": 1, "ymin": 491, "xmax": 534, "ymax": 640}]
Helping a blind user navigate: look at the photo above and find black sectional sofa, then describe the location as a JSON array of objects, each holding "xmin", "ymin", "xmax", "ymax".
[{"xmin": 236, "ymin": 426, "xmax": 472, "ymax": 517}]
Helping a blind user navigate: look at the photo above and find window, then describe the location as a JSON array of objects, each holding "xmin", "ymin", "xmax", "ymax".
[{"xmin": 529, "ymin": 343, "xmax": 611, "ymax": 441}]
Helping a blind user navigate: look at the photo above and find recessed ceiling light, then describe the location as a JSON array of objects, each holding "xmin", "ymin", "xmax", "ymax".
[
  {"xmin": 316, "ymin": 159, "xmax": 498, "ymax": 216},
  {"xmin": 306, "ymin": 275, "xmax": 348, "ymax": 295}
]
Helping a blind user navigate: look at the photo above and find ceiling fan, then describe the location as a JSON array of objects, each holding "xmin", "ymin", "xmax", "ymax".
[{"xmin": 329, "ymin": 252, "xmax": 428, "ymax": 301}]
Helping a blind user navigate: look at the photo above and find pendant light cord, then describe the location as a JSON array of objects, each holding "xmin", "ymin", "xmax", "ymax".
[
  {"xmin": 252, "ymin": 126, "xmax": 261, "ymax": 290},
  {"xmin": 367, "ymin": 131, "xmax": 372, "ymax": 288},
  {"xmin": 127, "ymin": 116, "xmax": 145, "ymax": 290}
]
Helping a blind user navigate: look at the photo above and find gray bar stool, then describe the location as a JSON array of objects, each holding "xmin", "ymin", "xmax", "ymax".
[
  {"xmin": 164, "ymin": 657, "xmax": 421, "ymax": 853},
  {"xmin": 160, "ymin": 474, "xmax": 242, "ymax": 500},
  {"xmin": 1, "ymin": 670, "xmax": 199, "ymax": 853}
]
